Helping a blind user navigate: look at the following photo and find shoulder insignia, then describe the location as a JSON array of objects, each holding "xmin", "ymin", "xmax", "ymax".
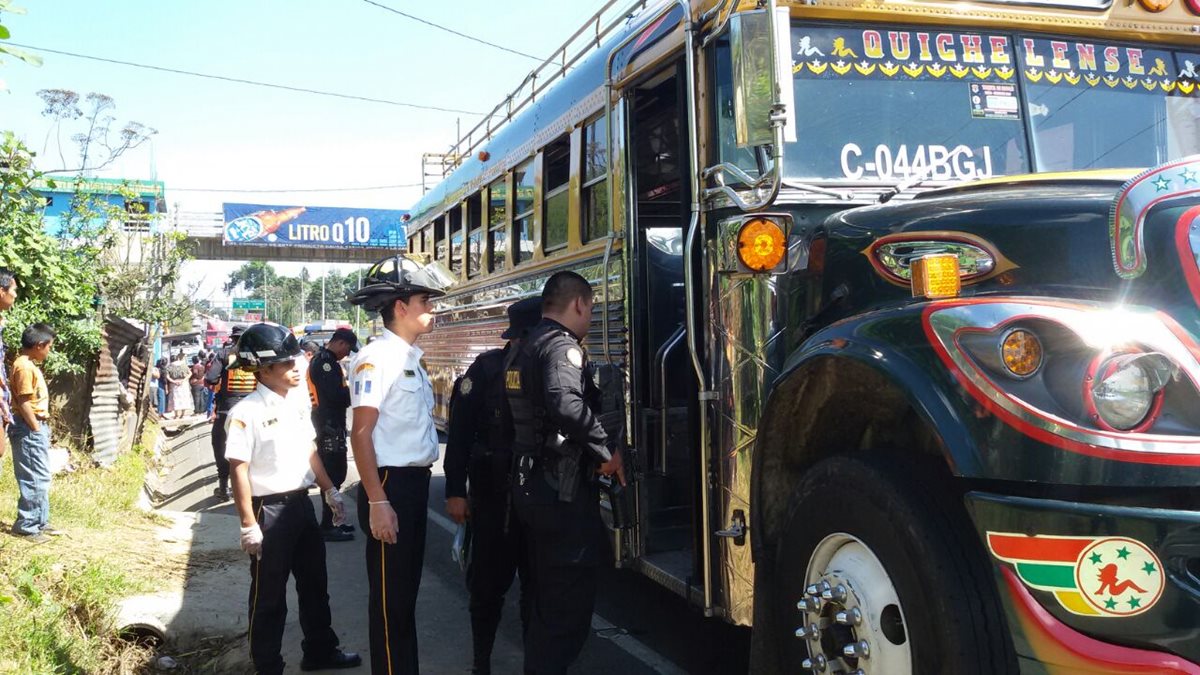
[
  {"xmin": 404, "ymin": 369, "xmax": 416, "ymax": 377},
  {"xmin": 322, "ymin": 363, "xmax": 332, "ymax": 372},
  {"xmin": 460, "ymin": 377, "xmax": 473, "ymax": 395},
  {"xmin": 566, "ymin": 347, "xmax": 584, "ymax": 368},
  {"xmin": 354, "ymin": 362, "xmax": 375, "ymax": 375},
  {"xmin": 231, "ymin": 418, "xmax": 247, "ymax": 429}
]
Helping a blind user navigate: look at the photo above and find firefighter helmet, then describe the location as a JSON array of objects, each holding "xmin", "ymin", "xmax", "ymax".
[
  {"xmin": 347, "ymin": 255, "xmax": 455, "ymax": 313},
  {"xmin": 232, "ymin": 323, "xmax": 301, "ymax": 372}
]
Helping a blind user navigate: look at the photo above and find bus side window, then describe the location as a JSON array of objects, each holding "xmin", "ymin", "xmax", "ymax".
[
  {"xmin": 488, "ymin": 176, "xmax": 509, "ymax": 273},
  {"xmin": 513, "ymin": 160, "xmax": 535, "ymax": 264},
  {"xmin": 543, "ymin": 135, "xmax": 571, "ymax": 252},
  {"xmin": 449, "ymin": 204, "xmax": 464, "ymax": 277},
  {"xmin": 466, "ymin": 192, "xmax": 483, "ymax": 278},
  {"xmin": 582, "ymin": 115, "xmax": 608, "ymax": 243},
  {"xmin": 434, "ymin": 216, "xmax": 447, "ymax": 266}
]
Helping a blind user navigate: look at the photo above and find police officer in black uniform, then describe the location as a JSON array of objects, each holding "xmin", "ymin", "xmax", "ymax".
[
  {"xmin": 308, "ymin": 327, "xmax": 359, "ymax": 542},
  {"xmin": 444, "ymin": 297, "xmax": 541, "ymax": 675},
  {"xmin": 506, "ymin": 271, "xmax": 625, "ymax": 675},
  {"xmin": 205, "ymin": 325, "xmax": 257, "ymax": 499}
]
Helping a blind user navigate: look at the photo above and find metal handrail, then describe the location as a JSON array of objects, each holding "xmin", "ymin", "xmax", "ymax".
[
  {"xmin": 655, "ymin": 324, "xmax": 686, "ymax": 474},
  {"xmin": 440, "ymin": 0, "xmax": 656, "ymax": 176}
]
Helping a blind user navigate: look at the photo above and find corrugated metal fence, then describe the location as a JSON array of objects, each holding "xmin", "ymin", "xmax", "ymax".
[{"xmin": 88, "ymin": 317, "xmax": 151, "ymax": 466}]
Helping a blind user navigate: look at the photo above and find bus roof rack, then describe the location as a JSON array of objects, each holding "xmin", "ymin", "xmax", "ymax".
[{"xmin": 430, "ymin": 0, "xmax": 658, "ymax": 183}]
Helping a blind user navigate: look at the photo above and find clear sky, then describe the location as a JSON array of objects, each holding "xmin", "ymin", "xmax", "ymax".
[{"xmin": 0, "ymin": 0, "xmax": 609, "ymax": 303}]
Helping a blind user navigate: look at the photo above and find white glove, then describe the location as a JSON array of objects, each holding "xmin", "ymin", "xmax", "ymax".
[
  {"xmin": 324, "ymin": 488, "xmax": 346, "ymax": 527},
  {"xmin": 240, "ymin": 524, "xmax": 263, "ymax": 559}
]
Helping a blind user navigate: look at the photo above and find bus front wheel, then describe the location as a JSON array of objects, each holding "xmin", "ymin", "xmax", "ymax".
[{"xmin": 766, "ymin": 453, "xmax": 1017, "ymax": 674}]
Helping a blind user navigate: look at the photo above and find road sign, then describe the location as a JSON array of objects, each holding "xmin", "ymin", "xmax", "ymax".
[
  {"xmin": 243, "ymin": 313, "xmax": 262, "ymax": 322},
  {"xmin": 233, "ymin": 299, "xmax": 266, "ymax": 311}
]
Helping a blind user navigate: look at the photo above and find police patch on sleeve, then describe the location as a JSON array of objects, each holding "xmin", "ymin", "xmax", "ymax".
[
  {"xmin": 566, "ymin": 347, "xmax": 584, "ymax": 368},
  {"xmin": 322, "ymin": 363, "xmax": 332, "ymax": 372},
  {"xmin": 460, "ymin": 377, "xmax": 473, "ymax": 395}
]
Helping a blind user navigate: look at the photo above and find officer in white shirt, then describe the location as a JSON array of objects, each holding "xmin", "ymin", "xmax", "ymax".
[
  {"xmin": 225, "ymin": 323, "xmax": 362, "ymax": 675},
  {"xmin": 346, "ymin": 255, "xmax": 453, "ymax": 675}
]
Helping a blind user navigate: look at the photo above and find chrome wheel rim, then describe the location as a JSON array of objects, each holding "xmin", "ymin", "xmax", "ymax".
[{"xmin": 794, "ymin": 533, "xmax": 912, "ymax": 674}]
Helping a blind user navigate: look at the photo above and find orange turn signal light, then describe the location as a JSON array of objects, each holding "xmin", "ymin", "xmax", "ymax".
[
  {"xmin": 1001, "ymin": 329, "xmax": 1043, "ymax": 378},
  {"xmin": 910, "ymin": 253, "xmax": 961, "ymax": 299},
  {"xmin": 737, "ymin": 218, "xmax": 786, "ymax": 272}
]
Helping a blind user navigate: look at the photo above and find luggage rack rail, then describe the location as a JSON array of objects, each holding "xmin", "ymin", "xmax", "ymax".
[{"xmin": 435, "ymin": 0, "xmax": 658, "ymax": 178}]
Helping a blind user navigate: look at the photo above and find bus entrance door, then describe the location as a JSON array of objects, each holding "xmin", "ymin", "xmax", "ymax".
[{"xmin": 626, "ymin": 64, "xmax": 701, "ymax": 595}]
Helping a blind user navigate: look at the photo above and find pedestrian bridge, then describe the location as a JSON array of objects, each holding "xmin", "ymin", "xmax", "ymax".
[{"xmin": 173, "ymin": 211, "xmax": 394, "ymax": 264}]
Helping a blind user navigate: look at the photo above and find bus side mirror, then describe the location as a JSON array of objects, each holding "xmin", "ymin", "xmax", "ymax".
[{"xmin": 729, "ymin": 8, "xmax": 793, "ymax": 151}]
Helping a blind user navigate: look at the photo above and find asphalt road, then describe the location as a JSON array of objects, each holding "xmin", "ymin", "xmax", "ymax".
[{"xmin": 420, "ymin": 472, "xmax": 752, "ymax": 675}]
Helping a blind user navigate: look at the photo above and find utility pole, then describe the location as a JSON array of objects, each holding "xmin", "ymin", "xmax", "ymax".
[{"xmin": 321, "ymin": 274, "xmax": 326, "ymax": 322}]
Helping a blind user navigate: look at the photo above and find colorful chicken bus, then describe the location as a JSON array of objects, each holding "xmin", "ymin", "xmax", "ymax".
[{"xmin": 405, "ymin": 0, "xmax": 1200, "ymax": 671}]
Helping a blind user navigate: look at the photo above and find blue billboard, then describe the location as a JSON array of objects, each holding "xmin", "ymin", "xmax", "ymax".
[{"xmin": 221, "ymin": 203, "xmax": 407, "ymax": 248}]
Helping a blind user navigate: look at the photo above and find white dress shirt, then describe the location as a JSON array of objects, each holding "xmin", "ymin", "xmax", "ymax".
[
  {"xmin": 224, "ymin": 383, "xmax": 317, "ymax": 496},
  {"xmin": 348, "ymin": 328, "xmax": 438, "ymax": 468}
]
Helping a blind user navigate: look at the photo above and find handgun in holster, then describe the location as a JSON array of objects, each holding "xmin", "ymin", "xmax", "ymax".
[{"xmin": 544, "ymin": 433, "xmax": 583, "ymax": 503}]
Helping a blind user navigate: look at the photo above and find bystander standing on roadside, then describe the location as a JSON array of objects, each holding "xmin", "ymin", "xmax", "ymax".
[
  {"xmin": 154, "ymin": 357, "xmax": 168, "ymax": 416},
  {"xmin": 0, "ymin": 268, "xmax": 19, "ymax": 464},
  {"xmin": 190, "ymin": 355, "xmax": 206, "ymax": 416},
  {"xmin": 169, "ymin": 353, "xmax": 192, "ymax": 420},
  {"xmin": 206, "ymin": 326, "xmax": 256, "ymax": 500},
  {"xmin": 8, "ymin": 323, "xmax": 58, "ymax": 544}
]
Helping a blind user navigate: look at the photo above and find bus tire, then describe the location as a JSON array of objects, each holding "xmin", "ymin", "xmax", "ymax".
[{"xmin": 763, "ymin": 452, "xmax": 1017, "ymax": 675}]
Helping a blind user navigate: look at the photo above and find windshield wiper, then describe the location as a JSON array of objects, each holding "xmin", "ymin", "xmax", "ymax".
[{"xmin": 781, "ymin": 179, "xmax": 854, "ymax": 200}]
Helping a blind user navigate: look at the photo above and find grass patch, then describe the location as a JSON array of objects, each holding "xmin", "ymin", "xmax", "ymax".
[{"xmin": 0, "ymin": 422, "xmax": 164, "ymax": 673}]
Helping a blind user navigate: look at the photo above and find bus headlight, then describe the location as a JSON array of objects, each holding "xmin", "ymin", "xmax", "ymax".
[{"xmin": 1088, "ymin": 353, "xmax": 1174, "ymax": 431}]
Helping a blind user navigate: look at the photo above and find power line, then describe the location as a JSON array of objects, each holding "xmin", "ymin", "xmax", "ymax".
[
  {"xmin": 6, "ymin": 42, "xmax": 482, "ymax": 115},
  {"xmin": 170, "ymin": 183, "xmax": 424, "ymax": 193},
  {"xmin": 358, "ymin": 0, "xmax": 543, "ymax": 62}
]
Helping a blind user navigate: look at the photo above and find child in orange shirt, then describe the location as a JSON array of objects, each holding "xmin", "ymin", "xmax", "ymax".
[{"xmin": 9, "ymin": 323, "xmax": 55, "ymax": 543}]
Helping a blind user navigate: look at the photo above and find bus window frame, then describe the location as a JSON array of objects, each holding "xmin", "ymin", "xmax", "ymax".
[
  {"xmin": 421, "ymin": 225, "xmax": 433, "ymax": 258},
  {"xmin": 580, "ymin": 113, "xmax": 608, "ymax": 244},
  {"xmin": 486, "ymin": 174, "xmax": 512, "ymax": 274},
  {"xmin": 434, "ymin": 215, "xmax": 447, "ymax": 268},
  {"xmin": 514, "ymin": 158, "xmax": 537, "ymax": 265},
  {"xmin": 448, "ymin": 206, "xmax": 465, "ymax": 279},
  {"xmin": 466, "ymin": 191, "xmax": 484, "ymax": 279},
  {"xmin": 542, "ymin": 134, "xmax": 572, "ymax": 254}
]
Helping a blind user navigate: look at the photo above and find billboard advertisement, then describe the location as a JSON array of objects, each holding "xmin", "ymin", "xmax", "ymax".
[{"xmin": 221, "ymin": 203, "xmax": 407, "ymax": 249}]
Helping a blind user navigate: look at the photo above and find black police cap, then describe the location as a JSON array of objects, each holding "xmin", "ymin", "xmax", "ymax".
[{"xmin": 501, "ymin": 297, "xmax": 543, "ymax": 339}]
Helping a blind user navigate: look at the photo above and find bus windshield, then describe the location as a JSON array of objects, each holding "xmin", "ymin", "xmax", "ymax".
[
  {"xmin": 1019, "ymin": 37, "xmax": 1200, "ymax": 171},
  {"xmin": 715, "ymin": 24, "xmax": 1200, "ymax": 184}
]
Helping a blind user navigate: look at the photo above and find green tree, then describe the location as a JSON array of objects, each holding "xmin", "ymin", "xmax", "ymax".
[
  {"xmin": 224, "ymin": 261, "xmax": 278, "ymax": 295},
  {"xmin": 0, "ymin": 133, "xmax": 103, "ymax": 374}
]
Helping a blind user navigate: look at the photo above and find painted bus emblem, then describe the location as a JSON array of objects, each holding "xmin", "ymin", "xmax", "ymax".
[{"xmin": 987, "ymin": 532, "xmax": 1164, "ymax": 617}]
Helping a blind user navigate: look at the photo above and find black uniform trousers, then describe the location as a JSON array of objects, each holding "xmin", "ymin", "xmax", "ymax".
[
  {"xmin": 467, "ymin": 484, "xmax": 530, "ymax": 674},
  {"xmin": 514, "ymin": 480, "xmax": 603, "ymax": 675},
  {"xmin": 358, "ymin": 466, "xmax": 430, "ymax": 675},
  {"xmin": 317, "ymin": 429, "xmax": 348, "ymax": 529},
  {"xmin": 248, "ymin": 490, "xmax": 340, "ymax": 675},
  {"xmin": 211, "ymin": 410, "xmax": 231, "ymax": 484},
  {"xmin": 211, "ymin": 396, "xmax": 245, "ymax": 485}
]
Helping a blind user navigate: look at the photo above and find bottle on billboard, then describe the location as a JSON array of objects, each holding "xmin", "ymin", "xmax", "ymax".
[{"xmin": 224, "ymin": 207, "xmax": 307, "ymax": 242}]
